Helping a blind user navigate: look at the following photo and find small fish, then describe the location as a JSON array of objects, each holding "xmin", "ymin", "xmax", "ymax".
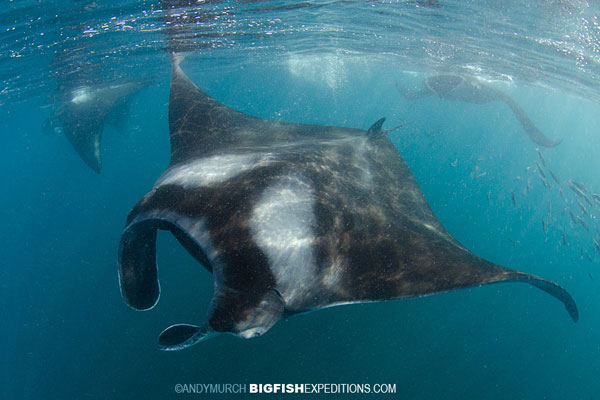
[
  {"xmin": 474, "ymin": 172, "xmax": 487, "ymax": 180},
  {"xmin": 526, "ymin": 179, "xmax": 531, "ymax": 193},
  {"xmin": 562, "ymin": 231, "xmax": 567, "ymax": 246},
  {"xmin": 592, "ymin": 193, "xmax": 600, "ymax": 205},
  {"xmin": 469, "ymin": 165, "xmax": 480, "ymax": 176},
  {"xmin": 511, "ymin": 192, "xmax": 516, "ymax": 207},
  {"xmin": 562, "ymin": 207, "xmax": 568, "ymax": 216},
  {"xmin": 589, "ymin": 272, "xmax": 594, "ymax": 281},
  {"xmin": 487, "ymin": 190, "xmax": 491, "ymax": 201},
  {"xmin": 548, "ymin": 200, "xmax": 552, "ymax": 218},
  {"xmin": 572, "ymin": 180, "xmax": 589, "ymax": 193},
  {"xmin": 549, "ymin": 170, "xmax": 560, "ymax": 185},
  {"xmin": 577, "ymin": 199, "xmax": 589, "ymax": 216},
  {"xmin": 569, "ymin": 210, "xmax": 578, "ymax": 225},
  {"xmin": 567, "ymin": 180, "xmax": 580, "ymax": 193},
  {"xmin": 450, "ymin": 159, "xmax": 458, "ymax": 167},
  {"xmin": 542, "ymin": 220, "xmax": 548, "ymax": 233},
  {"xmin": 559, "ymin": 188, "xmax": 565, "ymax": 201},
  {"xmin": 537, "ymin": 149, "xmax": 546, "ymax": 167},
  {"xmin": 586, "ymin": 252, "xmax": 593, "ymax": 262},
  {"xmin": 513, "ymin": 176, "xmax": 521, "ymax": 181},
  {"xmin": 577, "ymin": 215, "xmax": 589, "ymax": 231},
  {"xmin": 593, "ymin": 237, "xmax": 600, "ymax": 254},
  {"xmin": 568, "ymin": 182, "xmax": 591, "ymax": 204},
  {"xmin": 593, "ymin": 236, "xmax": 600, "ymax": 254},
  {"xmin": 535, "ymin": 161, "xmax": 546, "ymax": 179}
]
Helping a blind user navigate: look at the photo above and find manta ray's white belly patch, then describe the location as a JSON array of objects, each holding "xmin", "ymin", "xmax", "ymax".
[
  {"xmin": 249, "ymin": 175, "xmax": 317, "ymax": 309},
  {"xmin": 156, "ymin": 153, "xmax": 274, "ymax": 188}
]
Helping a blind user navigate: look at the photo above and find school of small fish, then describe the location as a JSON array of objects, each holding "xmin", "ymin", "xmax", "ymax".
[{"xmin": 467, "ymin": 146, "xmax": 600, "ymax": 267}]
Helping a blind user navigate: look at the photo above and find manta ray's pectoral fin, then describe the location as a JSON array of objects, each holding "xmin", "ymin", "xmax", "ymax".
[
  {"xmin": 106, "ymin": 96, "xmax": 132, "ymax": 135},
  {"xmin": 507, "ymin": 271, "xmax": 579, "ymax": 322},
  {"xmin": 396, "ymin": 82, "xmax": 433, "ymax": 100},
  {"xmin": 42, "ymin": 113, "xmax": 62, "ymax": 135},
  {"xmin": 367, "ymin": 117, "xmax": 412, "ymax": 139},
  {"xmin": 499, "ymin": 94, "xmax": 562, "ymax": 148},
  {"xmin": 158, "ymin": 323, "xmax": 214, "ymax": 351},
  {"xmin": 63, "ymin": 118, "xmax": 104, "ymax": 173}
]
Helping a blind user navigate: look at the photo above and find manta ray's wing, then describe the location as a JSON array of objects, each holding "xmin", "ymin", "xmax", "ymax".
[
  {"xmin": 166, "ymin": 56, "xmax": 356, "ymax": 164},
  {"xmin": 50, "ymin": 79, "xmax": 150, "ymax": 173},
  {"xmin": 60, "ymin": 101, "xmax": 108, "ymax": 173},
  {"xmin": 118, "ymin": 58, "xmax": 577, "ymax": 351},
  {"xmin": 424, "ymin": 74, "xmax": 561, "ymax": 147},
  {"xmin": 498, "ymin": 93, "xmax": 562, "ymax": 147}
]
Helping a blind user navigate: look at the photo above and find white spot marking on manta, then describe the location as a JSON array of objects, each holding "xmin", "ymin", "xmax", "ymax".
[
  {"xmin": 423, "ymin": 223, "xmax": 436, "ymax": 231},
  {"xmin": 249, "ymin": 175, "xmax": 317, "ymax": 309},
  {"xmin": 156, "ymin": 153, "xmax": 273, "ymax": 188},
  {"xmin": 71, "ymin": 88, "xmax": 91, "ymax": 104}
]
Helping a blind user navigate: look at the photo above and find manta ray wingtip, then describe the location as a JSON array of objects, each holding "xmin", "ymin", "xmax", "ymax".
[
  {"xmin": 170, "ymin": 52, "xmax": 194, "ymax": 73},
  {"xmin": 510, "ymin": 272, "xmax": 579, "ymax": 323},
  {"xmin": 89, "ymin": 156, "xmax": 102, "ymax": 174}
]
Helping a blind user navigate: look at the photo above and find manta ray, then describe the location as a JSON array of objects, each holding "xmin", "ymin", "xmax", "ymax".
[
  {"xmin": 118, "ymin": 58, "xmax": 577, "ymax": 351},
  {"xmin": 399, "ymin": 74, "xmax": 561, "ymax": 148},
  {"xmin": 44, "ymin": 79, "xmax": 150, "ymax": 173}
]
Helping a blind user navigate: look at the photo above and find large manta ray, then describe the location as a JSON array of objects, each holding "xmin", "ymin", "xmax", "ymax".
[
  {"xmin": 44, "ymin": 79, "xmax": 150, "ymax": 173},
  {"xmin": 399, "ymin": 74, "xmax": 561, "ymax": 148},
  {"xmin": 118, "ymin": 58, "xmax": 577, "ymax": 351}
]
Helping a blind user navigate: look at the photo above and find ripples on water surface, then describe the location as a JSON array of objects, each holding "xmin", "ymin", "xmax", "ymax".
[{"xmin": 2, "ymin": 0, "xmax": 600, "ymax": 104}]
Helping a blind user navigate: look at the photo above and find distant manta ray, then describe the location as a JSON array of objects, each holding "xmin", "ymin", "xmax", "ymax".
[
  {"xmin": 44, "ymin": 79, "xmax": 150, "ymax": 173},
  {"xmin": 118, "ymin": 57, "xmax": 577, "ymax": 351},
  {"xmin": 399, "ymin": 74, "xmax": 561, "ymax": 148}
]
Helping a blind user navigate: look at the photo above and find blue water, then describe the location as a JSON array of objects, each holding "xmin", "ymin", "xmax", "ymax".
[{"xmin": 3, "ymin": 1, "xmax": 600, "ymax": 399}]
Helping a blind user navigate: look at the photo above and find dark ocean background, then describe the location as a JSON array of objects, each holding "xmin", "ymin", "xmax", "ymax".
[{"xmin": 2, "ymin": 0, "xmax": 600, "ymax": 399}]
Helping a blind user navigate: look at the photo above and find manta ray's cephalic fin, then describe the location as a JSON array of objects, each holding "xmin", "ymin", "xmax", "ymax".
[{"xmin": 158, "ymin": 323, "xmax": 213, "ymax": 351}]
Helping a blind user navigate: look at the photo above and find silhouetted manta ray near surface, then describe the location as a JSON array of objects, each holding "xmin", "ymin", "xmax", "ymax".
[
  {"xmin": 118, "ymin": 57, "xmax": 577, "ymax": 351},
  {"xmin": 400, "ymin": 74, "xmax": 561, "ymax": 148},
  {"xmin": 44, "ymin": 78, "xmax": 150, "ymax": 173}
]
